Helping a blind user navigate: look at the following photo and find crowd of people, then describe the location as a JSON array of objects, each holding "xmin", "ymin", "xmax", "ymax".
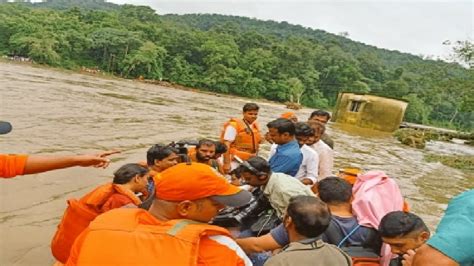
[{"xmin": 1, "ymin": 103, "xmax": 472, "ymax": 266}]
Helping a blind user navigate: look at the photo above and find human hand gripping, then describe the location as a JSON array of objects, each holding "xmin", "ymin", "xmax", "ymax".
[{"xmin": 401, "ymin": 249, "xmax": 416, "ymax": 266}]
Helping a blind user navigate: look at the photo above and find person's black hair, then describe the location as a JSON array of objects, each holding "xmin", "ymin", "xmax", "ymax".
[
  {"xmin": 379, "ymin": 211, "xmax": 429, "ymax": 238},
  {"xmin": 287, "ymin": 195, "xmax": 331, "ymax": 238},
  {"xmin": 295, "ymin": 122, "xmax": 315, "ymax": 137},
  {"xmin": 113, "ymin": 163, "xmax": 149, "ymax": 184},
  {"xmin": 215, "ymin": 141, "xmax": 227, "ymax": 154},
  {"xmin": 243, "ymin": 103, "xmax": 259, "ymax": 112},
  {"xmin": 196, "ymin": 139, "xmax": 216, "ymax": 149},
  {"xmin": 229, "ymin": 167, "xmax": 241, "ymax": 178},
  {"xmin": 146, "ymin": 144, "xmax": 178, "ymax": 166},
  {"xmin": 266, "ymin": 118, "xmax": 296, "ymax": 136},
  {"xmin": 239, "ymin": 156, "xmax": 271, "ymax": 175},
  {"xmin": 309, "ymin": 110, "xmax": 331, "ymax": 120},
  {"xmin": 307, "ymin": 120, "xmax": 326, "ymax": 135},
  {"xmin": 318, "ymin": 177, "xmax": 352, "ymax": 204}
]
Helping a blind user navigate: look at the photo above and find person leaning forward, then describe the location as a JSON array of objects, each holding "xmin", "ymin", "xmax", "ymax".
[
  {"xmin": 66, "ymin": 163, "xmax": 253, "ymax": 266},
  {"xmin": 221, "ymin": 103, "xmax": 263, "ymax": 174}
]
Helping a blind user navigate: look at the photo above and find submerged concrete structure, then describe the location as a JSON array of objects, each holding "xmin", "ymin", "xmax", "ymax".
[{"xmin": 331, "ymin": 93, "xmax": 408, "ymax": 132}]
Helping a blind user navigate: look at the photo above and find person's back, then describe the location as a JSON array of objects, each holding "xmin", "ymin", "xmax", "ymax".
[
  {"xmin": 66, "ymin": 163, "xmax": 252, "ymax": 266},
  {"xmin": 51, "ymin": 164, "xmax": 149, "ymax": 263},
  {"xmin": 264, "ymin": 196, "xmax": 351, "ymax": 266},
  {"xmin": 318, "ymin": 177, "xmax": 382, "ymax": 265},
  {"xmin": 265, "ymin": 239, "xmax": 351, "ymax": 266},
  {"xmin": 67, "ymin": 208, "xmax": 249, "ymax": 266}
]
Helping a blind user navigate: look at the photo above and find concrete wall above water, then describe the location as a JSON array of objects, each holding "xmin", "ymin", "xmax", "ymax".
[{"xmin": 331, "ymin": 93, "xmax": 408, "ymax": 132}]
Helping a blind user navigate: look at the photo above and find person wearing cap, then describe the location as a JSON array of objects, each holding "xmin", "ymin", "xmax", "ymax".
[
  {"xmin": 1, "ymin": 121, "xmax": 118, "ymax": 178},
  {"xmin": 66, "ymin": 163, "xmax": 253, "ymax": 266},
  {"xmin": 280, "ymin": 112, "xmax": 298, "ymax": 123}
]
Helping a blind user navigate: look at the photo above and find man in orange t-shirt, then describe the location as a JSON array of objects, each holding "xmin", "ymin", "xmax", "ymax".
[
  {"xmin": 0, "ymin": 121, "xmax": 117, "ymax": 178},
  {"xmin": 67, "ymin": 163, "xmax": 253, "ymax": 266}
]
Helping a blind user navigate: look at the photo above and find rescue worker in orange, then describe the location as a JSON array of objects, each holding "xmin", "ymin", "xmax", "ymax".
[
  {"xmin": 280, "ymin": 112, "xmax": 298, "ymax": 123},
  {"xmin": 0, "ymin": 121, "xmax": 117, "ymax": 178},
  {"xmin": 189, "ymin": 139, "xmax": 224, "ymax": 174},
  {"xmin": 51, "ymin": 163, "xmax": 150, "ymax": 264},
  {"xmin": 66, "ymin": 163, "xmax": 253, "ymax": 266},
  {"xmin": 221, "ymin": 103, "xmax": 263, "ymax": 173}
]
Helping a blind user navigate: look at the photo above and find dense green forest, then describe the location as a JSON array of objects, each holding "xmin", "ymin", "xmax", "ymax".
[{"xmin": 0, "ymin": 0, "xmax": 472, "ymax": 130}]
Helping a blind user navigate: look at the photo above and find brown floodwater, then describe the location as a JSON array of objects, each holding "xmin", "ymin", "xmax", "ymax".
[{"xmin": 1, "ymin": 62, "xmax": 473, "ymax": 265}]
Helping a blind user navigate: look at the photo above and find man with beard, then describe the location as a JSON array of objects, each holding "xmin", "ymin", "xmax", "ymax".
[{"xmin": 189, "ymin": 139, "xmax": 224, "ymax": 174}]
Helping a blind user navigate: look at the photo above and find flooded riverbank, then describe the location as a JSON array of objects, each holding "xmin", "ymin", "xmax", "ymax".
[{"xmin": 1, "ymin": 62, "xmax": 472, "ymax": 265}]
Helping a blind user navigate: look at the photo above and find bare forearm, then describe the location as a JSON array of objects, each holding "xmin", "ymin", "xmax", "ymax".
[
  {"xmin": 23, "ymin": 151, "xmax": 118, "ymax": 175},
  {"xmin": 24, "ymin": 155, "xmax": 87, "ymax": 174},
  {"xmin": 236, "ymin": 234, "xmax": 281, "ymax": 254}
]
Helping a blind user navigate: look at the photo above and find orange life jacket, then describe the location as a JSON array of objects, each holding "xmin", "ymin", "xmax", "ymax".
[
  {"xmin": 220, "ymin": 118, "xmax": 262, "ymax": 160},
  {"xmin": 66, "ymin": 208, "xmax": 236, "ymax": 265},
  {"xmin": 51, "ymin": 183, "xmax": 141, "ymax": 263}
]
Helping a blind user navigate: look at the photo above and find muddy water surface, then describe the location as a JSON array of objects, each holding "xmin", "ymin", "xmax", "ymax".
[{"xmin": 1, "ymin": 62, "xmax": 473, "ymax": 265}]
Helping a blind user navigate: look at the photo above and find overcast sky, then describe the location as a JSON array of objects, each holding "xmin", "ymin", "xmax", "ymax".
[{"xmin": 109, "ymin": 0, "xmax": 472, "ymax": 59}]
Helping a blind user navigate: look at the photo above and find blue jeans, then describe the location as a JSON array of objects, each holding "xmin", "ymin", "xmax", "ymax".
[{"xmin": 238, "ymin": 229, "xmax": 271, "ymax": 266}]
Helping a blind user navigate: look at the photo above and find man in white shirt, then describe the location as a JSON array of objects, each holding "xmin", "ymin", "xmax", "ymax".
[
  {"xmin": 294, "ymin": 122, "xmax": 319, "ymax": 185},
  {"xmin": 307, "ymin": 121, "xmax": 333, "ymax": 179}
]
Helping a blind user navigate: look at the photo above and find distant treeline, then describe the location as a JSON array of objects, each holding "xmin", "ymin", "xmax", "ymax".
[{"xmin": 0, "ymin": 0, "xmax": 472, "ymax": 130}]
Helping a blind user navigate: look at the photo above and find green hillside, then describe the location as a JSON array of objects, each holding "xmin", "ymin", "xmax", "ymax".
[{"xmin": 1, "ymin": 1, "xmax": 472, "ymax": 130}]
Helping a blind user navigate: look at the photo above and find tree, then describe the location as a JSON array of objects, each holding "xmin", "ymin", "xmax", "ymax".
[
  {"xmin": 121, "ymin": 41, "xmax": 166, "ymax": 79},
  {"xmin": 287, "ymin": 77, "xmax": 304, "ymax": 104},
  {"xmin": 403, "ymin": 94, "xmax": 431, "ymax": 124}
]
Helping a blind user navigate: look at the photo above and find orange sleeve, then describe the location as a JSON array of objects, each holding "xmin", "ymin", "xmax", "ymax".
[
  {"xmin": 198, "ymin": 235, "xmax": 250, "ymax": 266},
  {"xmin": 0, "ymin": 154, "xmax": 28, "ymax": 178}
]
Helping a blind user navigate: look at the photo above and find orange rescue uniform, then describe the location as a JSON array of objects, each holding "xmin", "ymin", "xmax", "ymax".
[
  {"xmin": 0, "ymin": 154, "xmax": 28, "ymax": 178},
  {"xmin": 51, "ymin": 183, "xmax": 142, "ymax": 263},
  {"xmin": 66, "ymin": 208, "xmax": 250, "ymax": 266},
  {"xmin": 220, "ymin": 118, "xmax": 262, "ymax": 161}
]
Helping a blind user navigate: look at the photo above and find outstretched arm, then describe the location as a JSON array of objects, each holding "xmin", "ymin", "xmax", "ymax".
[{"xmin": 23, "ymin": 150, "xmax": 120, "ymax": 175}]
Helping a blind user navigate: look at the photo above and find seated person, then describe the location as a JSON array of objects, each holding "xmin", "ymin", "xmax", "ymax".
[
  {"xmin": 51, "ymin": 163, "xmax": 150, "ymax": 263},
  {"xmin": 239, "ymin": 156, "xmax": 315, "ymax": 218},
  {"xmin": 188, "ymin": 139, "xmax": 223, "ymax": 174},
  {"xmin": 145, "ymin": 144, "xmax": 179, "ymax": 176},
  {"xmin": 214, "ymin": 141, "xmax": 228, "ymax": 161},
  {"xmin": 236, "ymin": 177, "xmax": 380, "ymax": 257},
  {"xmin": 264, "ymin": 195, "xmax": 351, "ymax": 266},
  {"xmin": 379, "ymin": 211, "xmax": 430, "ymax": 266}
]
